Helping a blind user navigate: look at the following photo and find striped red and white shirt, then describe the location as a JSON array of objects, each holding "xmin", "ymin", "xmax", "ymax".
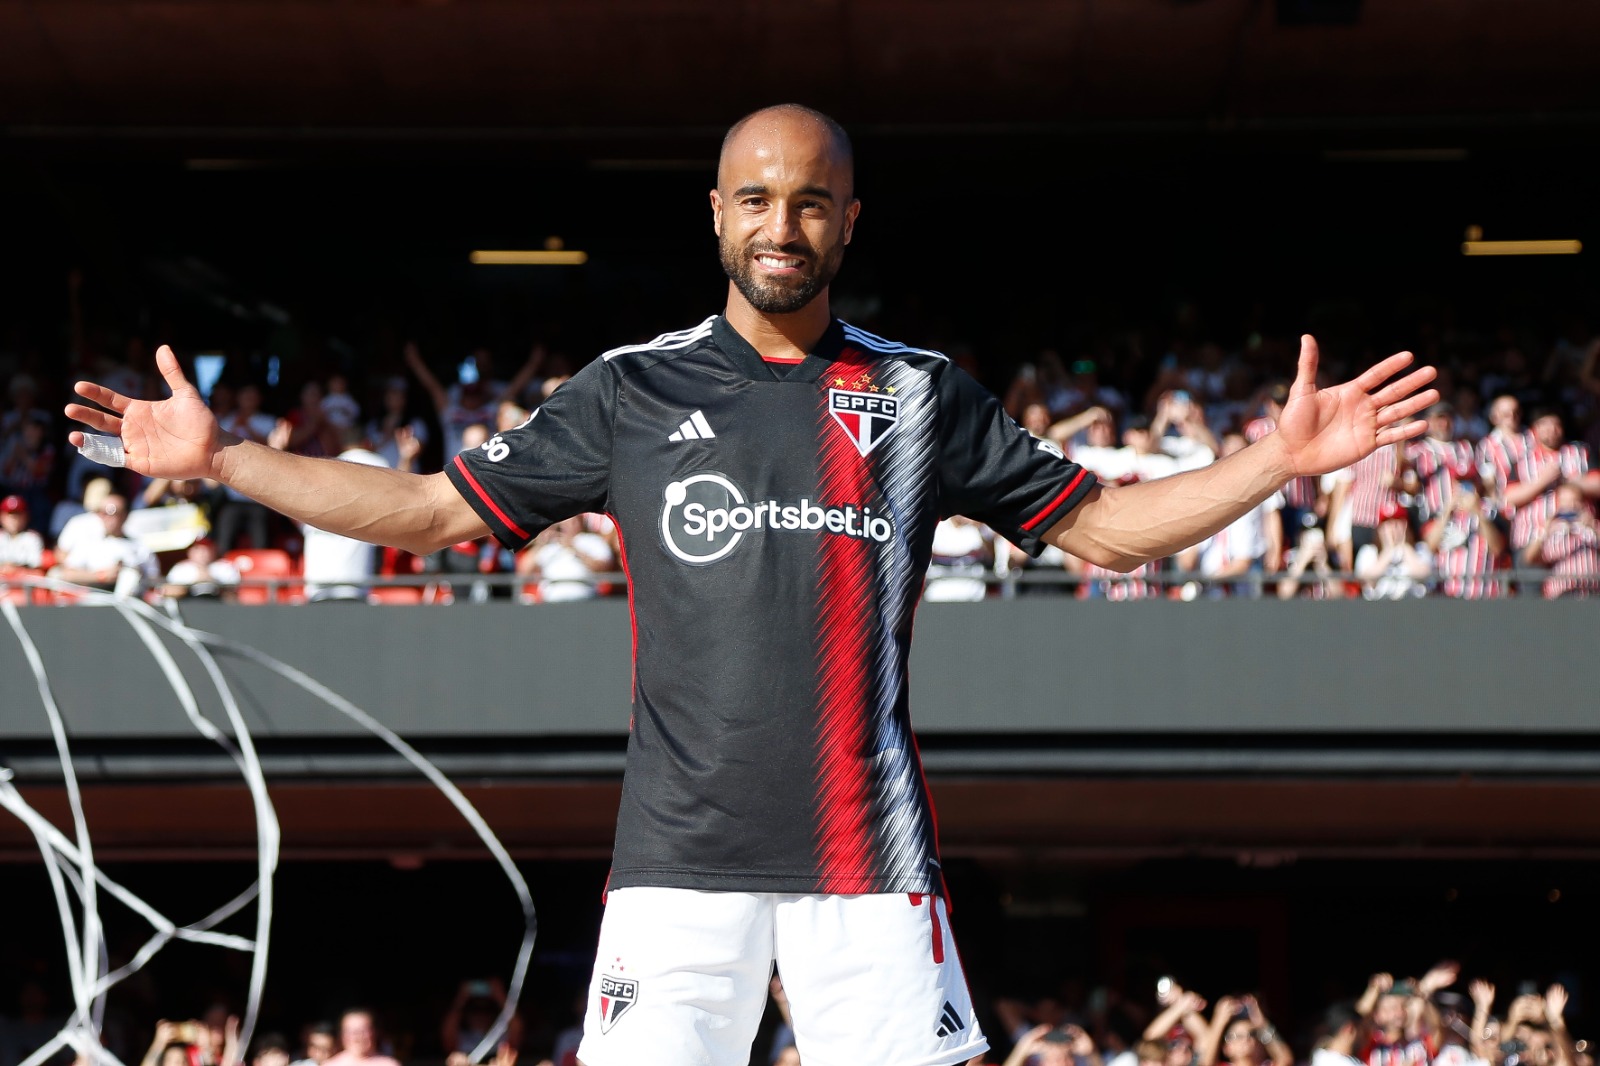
[
  {"xmin": 1476, "ymin": 427, "xmax": 1536, "ymax": 502},
  {"xmin": 1537, "ymin": 516, "xmax": 1600, "ymax": 598},
  {"xmin": 1429, "ymin": 510, "xmax": 1504, "ymax": 599},
  {"xmin": 1348, "ymin": 444, "xmax": 1400, "ymax": 529},
  {"xmin": 1246, "ymin": 416, "xmax": 1317, "ymax": 509},
  {"xmin": 1509, "ymin": 442, "xmax": 1592, "ymax": 548},
  {"xmin": 1405, "ymin": 436, "xmax": 1476, "ymax": 520}
]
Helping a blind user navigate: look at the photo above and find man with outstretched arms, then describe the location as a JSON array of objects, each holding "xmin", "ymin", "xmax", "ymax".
[{"xmin": 70, "ymin": 104, "xmax": 1437, "ymax": 1066}]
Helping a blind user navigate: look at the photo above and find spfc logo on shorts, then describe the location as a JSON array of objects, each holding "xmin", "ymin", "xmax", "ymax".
[
  {"xmin": 829, "ymin": 388, "xmax": 901, "ymax": 457},
  {"xmin": 598, "ymin": 974, "xmax": 638, "ymax": 1033}
]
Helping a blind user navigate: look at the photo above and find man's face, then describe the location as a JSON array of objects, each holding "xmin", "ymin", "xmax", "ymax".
[
  {"xmin": 1491, "ymin": 397, "xmax": 1520, "ymax": 431},
  {"xmin": 340, "ymin": 1015, "xmax": 374, "ymax": 1057},
  {"xmin": 1, "ymin": 508, "xmax": 25, "ymax": 533},
  {"xmin": 1428, "ymin": 413, "xmax": 1453, "ymax": 441},
  {"xmin": 1373, "ymin": 994, "xmax": 1407, "ymax": 1032},
  {"xmin": 711, "ymin": 114, "xmax": 859, "ymax": 315},
  {"xmin": 1534, "ymin": 415, "xmax": 1563, "ymax": 450},
  {"xmin": 306, "ymin": 1034, "xmax": 336, "ymax": 1063},
  {"xmin": 1125, "ymin": 428, "xmax": 1154, "ymax": 454},
  {"xmin": 1555, "ymin": 485, "xmax": 1584, "ymax": 514},
  {"xmin": 100, "ymin": 497, "xmax": 128, "ymax": 536}
]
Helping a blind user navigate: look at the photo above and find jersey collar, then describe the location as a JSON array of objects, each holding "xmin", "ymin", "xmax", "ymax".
[{"xmin": 712, "ymin": 315, "xmax": 848, "ymax": 384}]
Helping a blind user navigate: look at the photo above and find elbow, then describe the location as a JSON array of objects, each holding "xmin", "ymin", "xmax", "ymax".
[{"xmin": 1078, "ymin": 546, "xmax": 1144, "ymax": 573}]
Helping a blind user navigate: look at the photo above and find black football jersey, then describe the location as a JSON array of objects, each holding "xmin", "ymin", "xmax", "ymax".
[{"xmin": 447, "ymin": 315, "xmax": 1097, "ymax": 894}]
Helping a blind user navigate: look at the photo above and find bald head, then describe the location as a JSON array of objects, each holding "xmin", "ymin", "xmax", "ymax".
[
  {"xmin": 719, "ymin": 104, "xmax": 854, "ymax": 198},
  {"xmin": 711, "ymin": 103, "xmax": 860, "ymax": 318}
]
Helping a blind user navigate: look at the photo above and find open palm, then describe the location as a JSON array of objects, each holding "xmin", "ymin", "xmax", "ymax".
[
  {"xmin": 66, "ymin": 345, "xmax": 225, "ymax": 481},
  {"xmin": 1276, "ymin": 335, "xmax": 1438, "ymax": 477}
]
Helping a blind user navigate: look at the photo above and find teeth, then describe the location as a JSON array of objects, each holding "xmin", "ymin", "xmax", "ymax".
[{"xmin": 757, "ymin": 255, "xmax": 799, "ymax": 268}]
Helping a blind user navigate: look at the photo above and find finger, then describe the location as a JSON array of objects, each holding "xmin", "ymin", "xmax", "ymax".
[
  {"xmin": 1354, "ymin": 351, "xmax": 1416, "ymax": 392},
  {"xmin": 73, "ymin": 381, "xmax": 132, "ymax": 414},
  {"xmin": 1376, "ymin": 419, "xmax": 1429, "ymax": 447},
  {"xmin": 1369, "ymin": 366, "xmax": 1438, "ymax": 409},
  {"xmin": 65, "ymin": 404, "xmax": 125, "ymax": 435},
  {"xmin": 1290, "ymin": 335, "xmax": 1319, "ymax": 398},
  {"xmin": 155, "ymin": 344, "xmax": 197, "ymax": 395},
  {"xmin": 1377, "ymin": 389, "xmax": 1441, "ymax": 426}
]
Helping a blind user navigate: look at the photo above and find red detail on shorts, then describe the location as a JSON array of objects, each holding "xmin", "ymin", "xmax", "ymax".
[
  {"xmin": 908, "ymin": 893, "xmax": 944, "ymax": 963},
  {"xmin": 609, "ymin": 513, "xmax": 639, "ymax": 702},
  {"xmin": 811, "ymin": 355, "xmax": 879, "ymax": 886},
  {"xmin": 453, "ymin": 455, "xmax": 531, "ymax": 542},
  {"xmin": 1021, "ymin": 469, "xmax": 1089, "ymax": 532}
]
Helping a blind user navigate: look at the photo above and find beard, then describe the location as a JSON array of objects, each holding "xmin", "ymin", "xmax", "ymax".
[{"xmin": 719, "ymin": 233, "xmax": 845, "ymax": 315}]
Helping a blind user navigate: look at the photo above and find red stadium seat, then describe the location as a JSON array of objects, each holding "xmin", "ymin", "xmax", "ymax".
[
  {"xmin": 367, "ymin": 585, "xmax": 423, "ymax": 605},
  {"xmin": 225, "ymin": 548, "xmax": 298, "ymax": 604}
]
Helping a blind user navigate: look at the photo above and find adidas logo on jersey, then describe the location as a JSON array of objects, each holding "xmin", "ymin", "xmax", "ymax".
[
  {"xmin": 935, "ymin": 1001, "xmax": 965, "ymax": 1038},
  {"xmin": 668, "ymin": 410, "xmax": 716, "ymax": 442}
]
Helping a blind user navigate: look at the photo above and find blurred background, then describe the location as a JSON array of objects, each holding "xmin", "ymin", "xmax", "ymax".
[{"xmin": 3, "ymin": 2, "xmax": 1599, "ymax": 1066}]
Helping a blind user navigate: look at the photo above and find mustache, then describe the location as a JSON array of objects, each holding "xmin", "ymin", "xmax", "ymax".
[{"xmin": 747, "ymin": 239, "xmax": 813, "ymax": 258}]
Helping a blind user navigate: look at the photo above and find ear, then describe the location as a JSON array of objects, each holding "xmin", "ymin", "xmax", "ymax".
[
  {"xmin": 710, "ymin": 189, "xmax": 724, "ymax": 237},
  {"xmin": 842, "ymin": 197, "xmax": 861, "ymax": 246}
]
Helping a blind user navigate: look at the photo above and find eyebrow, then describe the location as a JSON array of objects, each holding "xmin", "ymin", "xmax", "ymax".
[{"xmin": 732, "ymin": 183, "xmax": 835, "ymax": 202}]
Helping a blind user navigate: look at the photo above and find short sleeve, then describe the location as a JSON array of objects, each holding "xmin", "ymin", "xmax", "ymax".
[
  {"xmin": 936, "ymin": 366, "xmax": 1098, "ymax": 557},
  {"xmin": 446, "ymin": 358, "xmax": 617, "ymax": 550}
]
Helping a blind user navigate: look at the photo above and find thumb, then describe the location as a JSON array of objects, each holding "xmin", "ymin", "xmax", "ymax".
[
  {"xmin": 1291, "ymin": 335, "xmax": 1319, "ymax": 399},
  {"xmin": 155, "ymin": 345, "xmax": 196, "ymax": 397}
]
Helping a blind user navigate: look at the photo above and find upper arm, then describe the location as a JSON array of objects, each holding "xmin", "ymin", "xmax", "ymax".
[
  {"xmin": 936, "ymin": 365, "xmax": 1098, "ymax": 557},
  {"xmin": 423, "ymin": 470, "xmax": 494, "ymax": 551},
  {"xmin": 445, "ymin": 359, "xmax": 617, "ymax": 550}
]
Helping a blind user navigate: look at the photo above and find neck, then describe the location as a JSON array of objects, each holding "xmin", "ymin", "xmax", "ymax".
[{"xmin": 722, "ymin": 285, "xmax": 833, "ymax": 362}]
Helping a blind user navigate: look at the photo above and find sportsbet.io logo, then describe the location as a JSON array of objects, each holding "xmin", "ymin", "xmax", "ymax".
[{"xmin": 659, "ymin": 472, "xmax": 895, "ymax": 565}]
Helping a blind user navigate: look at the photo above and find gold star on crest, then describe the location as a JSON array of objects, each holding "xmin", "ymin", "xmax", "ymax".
[
  {"xmin": 833, "ymin": 377, "xmax": 845, "ymax": 386},
  {"xmin": 885, "ymin": 386, "xmax": 897, "ymax": 394}
]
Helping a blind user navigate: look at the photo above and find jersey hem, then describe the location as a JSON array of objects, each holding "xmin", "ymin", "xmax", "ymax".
[{"xmin": 608, "ymin": 867, "xmax": 941, "ymax": 896}]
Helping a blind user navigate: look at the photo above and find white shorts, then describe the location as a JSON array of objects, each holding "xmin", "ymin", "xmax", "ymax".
[{"xmin": 575, "ymin": 887, "xmax": 987, "ymax": 1066}]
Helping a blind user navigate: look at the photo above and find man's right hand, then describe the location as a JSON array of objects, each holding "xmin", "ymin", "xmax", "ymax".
[{"xmin": 67, "ymin": 345, "xmax": 230, "ymax": 482}]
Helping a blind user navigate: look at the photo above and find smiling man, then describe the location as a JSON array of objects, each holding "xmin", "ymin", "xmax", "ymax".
[{"xmin": 68, "ymin": 104, "xmax": 1437, "ymax": 1066}]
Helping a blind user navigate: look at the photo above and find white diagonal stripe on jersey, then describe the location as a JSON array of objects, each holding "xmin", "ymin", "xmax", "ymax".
[
  {"xmin": 601, "ymin": 316, "xmax": 716, "ymax": 361},
  {"xmin": 842, "ymin": 322, "xmax": 950, "ymax": 362},
  {"xmin": 674, "ymin": 418, "xmax": 700, "ymax": 440},
  {"xmin": 854, "ymin": 357, "xmax": 939, "ymax": 887},
  {"xmin": 689, "ymin": 410, "xmax": 715, "ymax": 438},
  {"xmin": 667, "ymin": 430, "xmax": 685, "ymax": 442}
]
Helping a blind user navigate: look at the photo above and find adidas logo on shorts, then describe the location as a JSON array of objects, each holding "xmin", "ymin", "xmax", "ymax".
[{"xmin": 935, "ymin": 1001, "xmax": 965, "ymax": 1038}]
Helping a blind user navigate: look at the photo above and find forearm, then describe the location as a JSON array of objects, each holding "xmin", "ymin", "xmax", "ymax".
[
  {"xmin": 1050, "ymin": 435, "xmax": 1293, "ymax": 570},
  {"xmin": 214, "ymin": 436, "xmax": 483, "ymax": 555},
  {"xmin": 1504, "ymin": 481, "xmax": 1546, "ymax": 508}
]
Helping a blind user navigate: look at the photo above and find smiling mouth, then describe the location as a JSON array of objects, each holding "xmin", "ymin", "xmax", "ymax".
[{"xmin": 755, "ymin": 253, "xmax": 804, "ymax": 271}]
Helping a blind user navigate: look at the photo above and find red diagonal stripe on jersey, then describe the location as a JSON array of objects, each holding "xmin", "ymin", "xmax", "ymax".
[{"xmin": 811, "ymin": 352, "xmax": 878, "ymax": 887}]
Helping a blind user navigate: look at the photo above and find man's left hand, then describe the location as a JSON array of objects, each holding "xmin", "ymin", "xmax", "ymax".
[{"xmin": 1274, "ymin": 335, "xmax": 1438, "ymax": 477}]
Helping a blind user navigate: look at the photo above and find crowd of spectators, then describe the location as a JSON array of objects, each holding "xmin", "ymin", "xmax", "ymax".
[
  {"xmin": 0, "ymin": 339, "xmax": 615, "ymax": 605},
  {"xmin": 1, "ymin": 963, "xmax": 1587, "ymax": 1066},
  {"xmin": 5, "ymin": 311, "xmax": 1600, "ymax": 602},
  {"xmin": 985, "ymin": 964, "xmax": 1587, "ymax": 1066}
]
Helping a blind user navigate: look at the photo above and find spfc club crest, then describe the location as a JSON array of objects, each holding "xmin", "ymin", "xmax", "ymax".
[
  {"xmin": 829, "ymin": 388, "xmax": 901, "ymax": 456},
  {"xmin": 597, "ymin": 974, "xmax": 638, "ymax": 1033}
]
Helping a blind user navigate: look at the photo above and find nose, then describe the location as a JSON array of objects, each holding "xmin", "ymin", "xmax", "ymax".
[{"xmin": 762, "ymin": 201, "xmax": 802, "ymax": 246}]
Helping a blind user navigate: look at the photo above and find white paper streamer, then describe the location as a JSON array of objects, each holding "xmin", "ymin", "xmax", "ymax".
[{"xmin": 2, "ymin": 581, "xmax": 536, "ymax": 1065}]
